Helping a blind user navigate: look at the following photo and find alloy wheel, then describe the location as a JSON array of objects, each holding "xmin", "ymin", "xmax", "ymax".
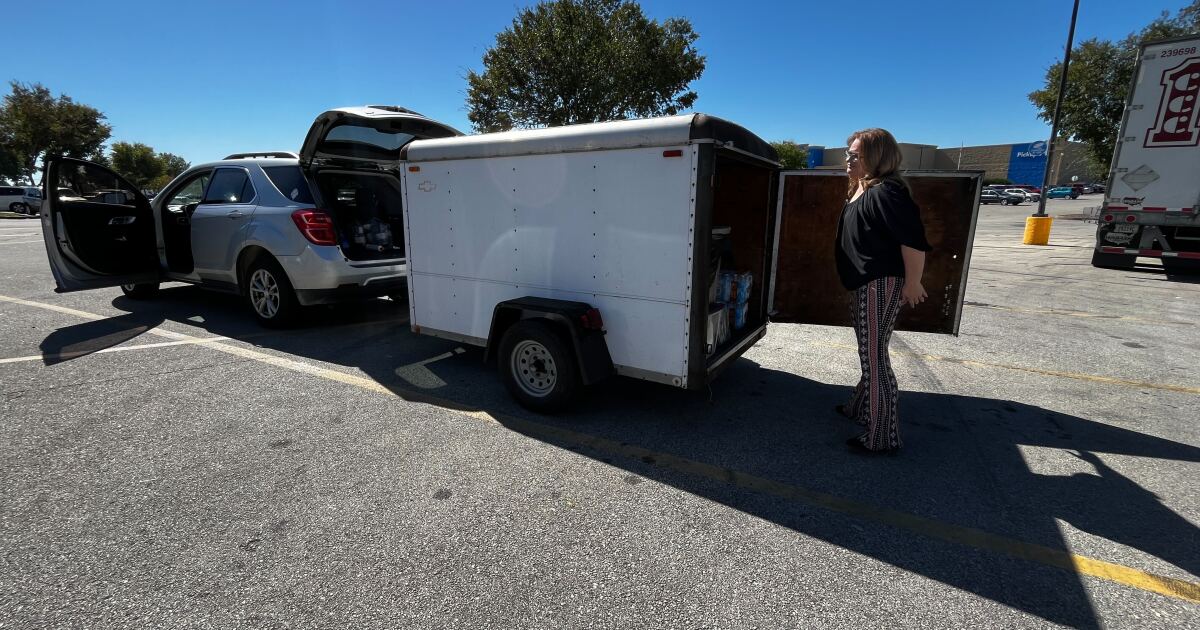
[{"xmin": 249, "ymin": 268, "xmax": 280, "ymax": 319}]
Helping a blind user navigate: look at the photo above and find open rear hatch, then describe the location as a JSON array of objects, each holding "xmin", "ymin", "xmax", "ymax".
[{"xmin": 299, "ymin": 106, "xmax": 462, "ymax": 262}]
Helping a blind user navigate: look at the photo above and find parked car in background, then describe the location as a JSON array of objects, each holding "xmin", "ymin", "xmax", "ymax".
[
  {"xmin": 1006, "ymin": 188, "xmax": 1040, "ymax": 202},
  {"xmin": 1047, "ymin": 187, "xmax": 1080, "ymax": 199},
  {"xmin": 37, "ymin": 106, "xmax": 463, "ymax": 327},
  {"xmin": 21, "ymin": 187, "xmax": 42, "ymax": 214},
  {"xmin": 980, "ymin": 189, "xmax": 1006, "ymax": 204},
  {"xmin": 981, "ymin": 188, "xmax": 1022, "ymax": 205},
  {"xmin": 1, "ymin": 186, "xmax": 31, "ymax": 213}
]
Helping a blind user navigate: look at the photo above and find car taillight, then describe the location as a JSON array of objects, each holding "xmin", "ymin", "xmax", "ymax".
[
  {"xmin": 1125, "ymin": 215, "xmax": 1137, "ymax": 223},
  {"xmin": 1103, "ymin": 214, "xmax": 1114, "ymax": 223},
  {"xmin": 291, "ymin": 209, "xmax": 337, "ymax": 245},
  {"xmin": 579, "ymin": 308, "xmax": 604, "ymax": 331}
]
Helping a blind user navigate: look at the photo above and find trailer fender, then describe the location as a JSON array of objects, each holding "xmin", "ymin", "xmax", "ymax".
[{"xmin": 485, "ymin": 297, "xmax": 614, "ymax": 385}]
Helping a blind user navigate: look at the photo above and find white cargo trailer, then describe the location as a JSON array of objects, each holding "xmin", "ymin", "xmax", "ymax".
[
  {"xmin": 385, "ymin": 114, "xmax": 982, "ymax": 410},
  {"xmin": 1093, "ymin": 34, "xmax": 1200, "ymax": 272}
]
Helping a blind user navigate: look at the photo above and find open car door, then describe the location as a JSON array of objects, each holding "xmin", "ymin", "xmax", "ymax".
[
  {"xmin": 769, "ymin": 170, "xmax": 981, "ymax": 335},
  {"xmin": 40, "ymin": 158, "xmax": 159, "ymax": 292}
]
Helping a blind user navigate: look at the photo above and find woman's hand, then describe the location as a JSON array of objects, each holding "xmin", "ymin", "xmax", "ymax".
[{"xmin": 902, "ymin": 279, "xmax": 927, "ymax": 307}]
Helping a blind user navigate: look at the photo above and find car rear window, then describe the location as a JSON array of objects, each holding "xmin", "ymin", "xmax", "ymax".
[{"xmin": 263, "ymin": 166, "xmax": 314, "ymax": 204}]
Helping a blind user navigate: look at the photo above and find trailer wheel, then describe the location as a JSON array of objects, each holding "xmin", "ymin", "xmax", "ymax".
[
  {"xmin": 1091, "ymin": 249, "xmax": 1136, "ymax": 270},
  {"xmin": 498, "ymin": 320, "xmax": 580, "ymax": 412}
]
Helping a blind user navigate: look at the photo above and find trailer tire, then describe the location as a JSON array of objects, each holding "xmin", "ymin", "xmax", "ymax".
[
  {"xmin": 1091, "ymin": 249, "xmax": 1136, "ymax": 270},
  {"xmin": 498, "ymin": 320, "xmax": 580, "ymax": 413}
]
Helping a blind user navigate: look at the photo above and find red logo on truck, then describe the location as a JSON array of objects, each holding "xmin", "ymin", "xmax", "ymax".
[{"xmin": 1146, "ymin": 56, "xmax": 1200, "ymax": 147}]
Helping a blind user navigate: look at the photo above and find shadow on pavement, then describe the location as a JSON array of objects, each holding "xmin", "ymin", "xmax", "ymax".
[
  {"xmin": 35, "ymin": 283, "xmax": 1198, "ymax": 628},
  {"xmin": 39, "ymin": 312, "xmax": 165, "ymax": 365}
]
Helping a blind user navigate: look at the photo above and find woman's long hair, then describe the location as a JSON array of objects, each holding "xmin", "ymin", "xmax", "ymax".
[{"xmin": 847, "ymin": 128, "xmax": 907, "ymax": 198}]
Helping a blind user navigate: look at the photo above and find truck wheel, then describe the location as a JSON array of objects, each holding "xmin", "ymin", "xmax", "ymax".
[
  {"xmin": 1091, "ymin": 249, "xmax": 1136, "ymax": 270},
  {"xmin": 10, "ymin": 202, "xmax": 27, "ymax": 213},
  {"xmin": 1162, "ymin": 257, "xmax": 1200, "ymax": 275},
  {"xmin": 245, "ymin": 256, "xmax": 300, "ymax": 327},
  {"xmin": 498, "ymin": 320, "xmax": 580, "ymax": 412},
  {"xmin": 120, "ymin": 282, "xmax": 160, "ymax": 299}
]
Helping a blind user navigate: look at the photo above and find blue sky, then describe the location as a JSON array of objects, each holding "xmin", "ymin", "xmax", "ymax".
[{"xmin": 2, "ymin": 0, "xmax": 1191, "ymax": 164}]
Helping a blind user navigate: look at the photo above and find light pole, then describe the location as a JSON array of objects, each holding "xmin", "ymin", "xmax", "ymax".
[{"xmin": 1035, "ymin": 0, "xmax": 1081, "ymax": 218}]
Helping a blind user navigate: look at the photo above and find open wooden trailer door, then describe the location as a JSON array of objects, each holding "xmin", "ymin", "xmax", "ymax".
[{"xmin": 768, "ymin": 170, "xmax": 982, "ymax": 335}]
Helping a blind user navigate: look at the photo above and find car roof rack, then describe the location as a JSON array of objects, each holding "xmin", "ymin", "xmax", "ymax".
[{"xmin": 223, "ymin": 151, "xmax": 300, "ymax": 160}]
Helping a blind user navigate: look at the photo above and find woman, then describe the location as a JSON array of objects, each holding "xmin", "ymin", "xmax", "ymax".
[{"xmin": 834, "ymin": 128, "xmax": 932, "ymax": 455}]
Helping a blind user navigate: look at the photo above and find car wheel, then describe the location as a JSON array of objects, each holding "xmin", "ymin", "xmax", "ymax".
[
  {"xmin": 9, "ymin": 202, "xmax": 27, "ymax": 213},
  {"xmin": 245, "ymin": 256, "xmax": 300, "ymax": 327},
  {"xmin": 498, "ymin": 320, "xmax": 580, "ymax": 413},
  {"xmin": 1091, "ymin": 249, "xmax": 1136, "ymax": 270},
  {"xmin": 120, "ymin": 282, "xmax": 160, "ymax": 299}
]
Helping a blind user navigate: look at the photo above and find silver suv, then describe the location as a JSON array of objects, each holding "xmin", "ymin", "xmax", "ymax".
[{"xmin": 39, "ymin": 106, "xmax": 461, "ymax": 326}]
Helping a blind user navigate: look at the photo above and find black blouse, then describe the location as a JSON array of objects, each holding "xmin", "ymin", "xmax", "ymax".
[{"xmin": 835, "ymin": 179, "xmax": 932, "ymax": 290}]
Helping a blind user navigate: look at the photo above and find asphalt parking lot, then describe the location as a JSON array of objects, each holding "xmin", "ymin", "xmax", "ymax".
[{"xmin": 1, "ymin": 196, "xmax": 1197, "ymax": 629}]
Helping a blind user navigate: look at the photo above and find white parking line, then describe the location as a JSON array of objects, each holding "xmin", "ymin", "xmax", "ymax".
[
  {"xmin": 0, "ymin": 240, "xmax": 44, "ymax": 246},
  {"xmin": 0, "ymin": 336, "xmax": 235, "ymax": 364},
  {"xmin": 0, "ymin": 294, "xmax": 410, "ymax": 367}
]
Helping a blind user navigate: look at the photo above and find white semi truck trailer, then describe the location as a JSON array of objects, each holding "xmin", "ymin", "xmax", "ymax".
[{"xmin": 1093, "ymin": 34, "xmax": 1200, "ymax": 272}]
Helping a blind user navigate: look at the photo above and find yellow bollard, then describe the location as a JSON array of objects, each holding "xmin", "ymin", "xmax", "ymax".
[{"xmin": 1023, "ymin": 215, "xmax": 1053, "ymax": 245}]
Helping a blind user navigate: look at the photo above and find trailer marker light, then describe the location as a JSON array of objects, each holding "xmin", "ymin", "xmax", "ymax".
[
  {"xmin": 408, "ymin": 166, "xmax": 420, "ymax": 172},
  {"xmin": 579, "ymin": 308, "xmax": 605, "ymax": 331},
  {"xmin": 663, "ymin": 150, "xmax": 683, "ymax": 158}
]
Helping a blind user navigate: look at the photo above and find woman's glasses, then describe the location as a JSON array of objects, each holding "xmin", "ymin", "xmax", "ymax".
[{"xmin": 845, "ymin": 151, "xmax": 861, "ymax": 163}]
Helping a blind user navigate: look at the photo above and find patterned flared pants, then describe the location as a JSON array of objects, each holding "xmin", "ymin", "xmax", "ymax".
[{"xmin": 846, "ymin": 276, "xmax": 904, "ymax": 451}]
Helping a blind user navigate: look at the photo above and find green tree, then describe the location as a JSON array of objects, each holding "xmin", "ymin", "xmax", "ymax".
[
  {"xmin": 466, "ymin": 0, "xmax": 705, "ymax": 132},
  {"xmin": 110, "ymin": 143, "xmax": 190, "ymax": 190},
  {"xmin": 770, "ymin": 140, "xmax": 808, "ymax": 169},
  {"xmin": 1028, "ymin": 2, "xmax": 1200, "ymax": 172},
  {"xmin": 0, "ymin": 82, "xmax": 111, "ymax": 185},
  {"xmin": 150, "ymin": 153, "xmax": 190, "ymax": 191},
  {"xmin": 111, "ymin": 142, "xmax": 163, "ymax": 188}
]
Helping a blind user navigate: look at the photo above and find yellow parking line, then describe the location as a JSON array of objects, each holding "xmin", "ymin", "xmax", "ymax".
[
  {"xmin": 817, "ymin": 341, "xmax": 1200, "ymax": 396},
  {"xmin": 1, "ymin": 293, "xmax": 1197, "ymax": 604}
]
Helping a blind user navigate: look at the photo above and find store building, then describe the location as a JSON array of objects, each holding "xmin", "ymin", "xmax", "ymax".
[{"xmin": 805, "ymin": 140, "xmax": 1101, "ymax": 186}]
